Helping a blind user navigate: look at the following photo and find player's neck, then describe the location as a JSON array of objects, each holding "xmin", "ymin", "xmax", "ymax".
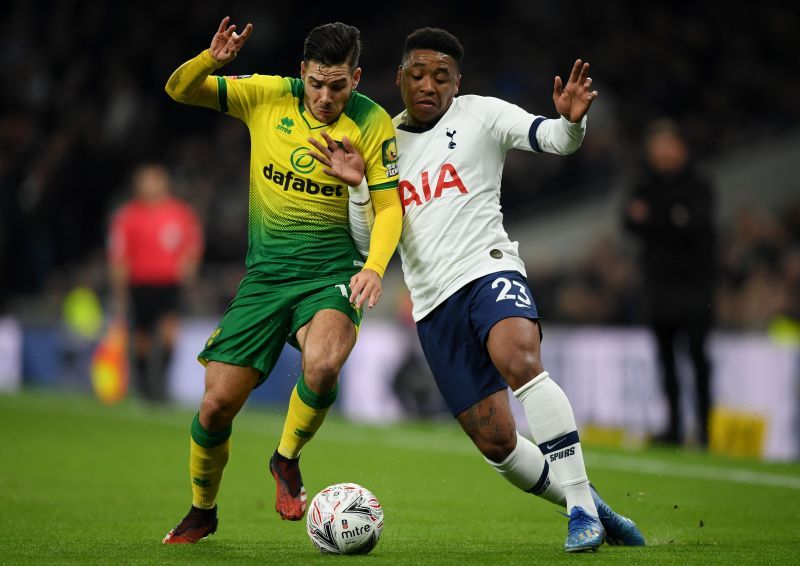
[
  {"xmin": 402, "ymin": 99, "xmax": 454, "ymax": 130},
  {"xmin": 403, "ymin": 112, "xmax": 442, "ymax": 131}
]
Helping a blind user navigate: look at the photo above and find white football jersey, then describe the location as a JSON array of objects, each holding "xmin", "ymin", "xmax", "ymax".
[{"xmin": 394, "ymin": 94, "xmax": 583, "ymax": 321}]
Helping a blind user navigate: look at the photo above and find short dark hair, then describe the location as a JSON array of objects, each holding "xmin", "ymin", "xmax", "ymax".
[
  {"xmin": 303, "ymin": 22, "xmax": 361, "ymax": 69},
  {"xmin": 402, "ymin": 28, "xmax": 463, "ymax": 68}
]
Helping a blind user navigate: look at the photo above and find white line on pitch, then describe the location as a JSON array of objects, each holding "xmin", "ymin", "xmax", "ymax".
[
  {"xmin": 327, "ymin": 427, "xmax": 800, "ymax": 490},
  {"xmin": 584, "ymin": 453, "xmax": 800, "ymax": 490},
  {"xmin": 6, "ymin": 396, "xmax": 800, "ymax": 490}
]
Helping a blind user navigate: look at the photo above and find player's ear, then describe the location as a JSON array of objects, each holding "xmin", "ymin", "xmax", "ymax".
[
  {"xmin": 300, "ymin": 60, "xmax": 306, "ymax": 79},
  {"xmin": 396, "ymin": 65, "xmax": 402, "ymax": 87},
  {"xmin": 352, "ymin": 67, "xmax": 362, "ymax": 89},
  {"xmin": 455, "ymin": 74, "xmax": 462, "ymax": 95}
]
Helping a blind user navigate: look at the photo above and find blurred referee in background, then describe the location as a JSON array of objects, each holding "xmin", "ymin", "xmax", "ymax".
[{"xmin": 108, "ymin": 163, "xmax": 203, "ymax": 402}]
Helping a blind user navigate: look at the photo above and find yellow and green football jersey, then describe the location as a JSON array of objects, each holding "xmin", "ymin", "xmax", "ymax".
[{"xmin": 213, "ymin": 73, "xmax": 398, "ymax": 278}]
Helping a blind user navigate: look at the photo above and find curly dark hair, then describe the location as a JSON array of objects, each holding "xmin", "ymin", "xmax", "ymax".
[{"xmin": 402, "ymin": 27, "xmax": 464, "ymax": 69}]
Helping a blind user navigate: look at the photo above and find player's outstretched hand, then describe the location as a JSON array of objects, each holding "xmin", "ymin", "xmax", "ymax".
[
  {"xmin": 553, "ymin": 59, "xmax": 599, "ymax": 123},
  {"xmin": 307, "ymin": 132, "xmax": 365, "ymax": 187},
  {"xmin": 349, "ymin": 269, "xmax": 382, "ymax": 309},
  {"xmin": 209, "ymin": 16, "xmax": 253, "ymax": 65}
]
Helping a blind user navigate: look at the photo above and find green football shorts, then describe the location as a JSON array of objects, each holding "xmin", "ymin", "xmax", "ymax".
[{"xmin": 198, "ymin": 269, "xmax": 363, "ymax": 384}]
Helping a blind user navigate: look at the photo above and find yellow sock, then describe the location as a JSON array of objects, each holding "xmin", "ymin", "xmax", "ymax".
[
  {"xmin": 277, "ymin": 374, "xmax": 338, "ymax": 459},
  {"xmin": 189, "ymin": 413, "xmax": 231, "ymax": 509}
]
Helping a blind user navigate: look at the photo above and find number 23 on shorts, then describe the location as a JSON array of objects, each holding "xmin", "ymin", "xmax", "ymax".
[{"xmin": 492, "ymin": 276, "xmax": 532, "ymax": 308}]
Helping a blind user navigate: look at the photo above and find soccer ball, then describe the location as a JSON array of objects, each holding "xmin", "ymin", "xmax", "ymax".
[{"xmin": 306, "ymin": 482, "xmax": 384, "ymax": 554}]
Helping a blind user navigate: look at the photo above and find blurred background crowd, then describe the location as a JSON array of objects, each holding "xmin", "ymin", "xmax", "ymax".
[{"xmin": 1, "ymin": 0, "xmax": 798, "ymax": 333}]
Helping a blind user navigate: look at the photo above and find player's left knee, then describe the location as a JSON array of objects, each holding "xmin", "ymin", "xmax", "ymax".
[
  {"xmin": 303, "ymin": 359, "xmax": 341, "ymax": 390},
  {"xmin": 502, "ymin": 349, "xmax": 544, "ymax": 388},
  {"xmin": 199, "ymin": 394, "xmax": 237, "ymax": 429}
]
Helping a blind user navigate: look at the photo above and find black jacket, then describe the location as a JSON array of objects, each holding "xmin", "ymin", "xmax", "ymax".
[{"xmin": 623, "ymin": 164, "xmax": 716, "ymax": 321}]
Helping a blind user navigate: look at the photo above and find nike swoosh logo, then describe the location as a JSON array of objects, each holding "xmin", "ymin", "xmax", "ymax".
[{"xmin": 546, "ymin": 438, "xmax": 566, "ymax": 450}]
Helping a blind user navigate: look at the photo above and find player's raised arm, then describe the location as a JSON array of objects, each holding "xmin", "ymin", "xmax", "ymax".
[
  {"xmin": 528, "ymin": 59, "xmax": 599, "ymax": 156},
  {"xmin": 553, "ymin": 59, "xmax": 598, "ymax": 124},
  {"xmin": 209, "ymin": 16, "xmax": 254, "ymax": 65},
  {"xmin": 165, "ymin": 16, "xmax": 253, "ymax": 108}
]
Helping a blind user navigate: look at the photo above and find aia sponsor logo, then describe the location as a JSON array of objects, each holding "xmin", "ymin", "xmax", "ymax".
[{"xmin": 398, "ymin": 163, "xmax": 468, "ymax": 213}]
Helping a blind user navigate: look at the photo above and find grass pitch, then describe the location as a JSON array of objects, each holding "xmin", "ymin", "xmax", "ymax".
[{"xmin": 1, "ymin": 391, "xmax": 798, "ymax": 564}]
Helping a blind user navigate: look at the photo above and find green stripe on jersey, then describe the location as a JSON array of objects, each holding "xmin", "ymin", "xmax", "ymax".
[
  {"xmin": 288, "ymin": 77, "xmax": 303, "ymax": 99},
  {"xmin": 369, "ymin": 181, "xmax": 399, "ymax": 191},
  {"xmin": 344, "ymin": 91, "xmax": 379, "ymax": 129},
  {"xmin": 216, "ymin": 76, "xmax": 228, "ymax": 113}
]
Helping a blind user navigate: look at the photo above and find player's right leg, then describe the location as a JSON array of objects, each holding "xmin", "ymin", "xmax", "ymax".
[
  {"xmin": 456, "ymin": 393, "xmax": 645, "ymax": 547},
  {"xmin": 476, "ymin": 272, "xmax": 602, "ymax": 552},
  {"xmin": 426, "ymin": 273, "xmax": 642, "ymax": 549},
  {"xmin": 488, "ymin": 318, "xmax": 603, "ymax": 552},
  {"xmin": 415, "ymin": 278, "xmax": 574, "ymax": 538},
  {"xmin": 457, "ymin": 392, "xmax": 645, "ymax": 547},
  {"xmin": 163, "ymin": 361, "xmax": 260, "ymax": 544},
  {"xmin": 163, "ymin": 268, "xmax": 295, "ymax": 542},
  {"xmin": 271, "ymin": 306, "xmax": 358, "ymax": 521}
]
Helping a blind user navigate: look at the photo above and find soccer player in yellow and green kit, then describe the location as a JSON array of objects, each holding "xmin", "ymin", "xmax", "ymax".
[{"xmin": 161, "ymin": 17, "xmax": 402, "ymax": 544}]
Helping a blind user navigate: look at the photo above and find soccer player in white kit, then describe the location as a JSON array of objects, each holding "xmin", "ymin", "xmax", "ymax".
[{"xmin": 308, "ymin": 27, "xmax": 644, "ymax": 553}]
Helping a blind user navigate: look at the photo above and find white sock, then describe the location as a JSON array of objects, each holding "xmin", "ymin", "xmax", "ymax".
[
  {"xmin": 513, "ymin": 371, "xmax": 597, "ymax": 516},
  {"xmin": 484, "ymin": 432, "xmax": 566, "ymax": 507}
]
